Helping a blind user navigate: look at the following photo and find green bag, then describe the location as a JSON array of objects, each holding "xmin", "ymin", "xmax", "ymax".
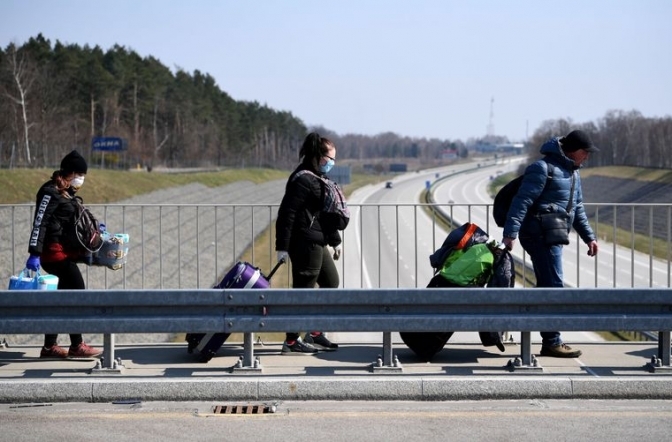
[{"xmin": 439, "ymin": 243, "xmax": 494, "ymax": 287}]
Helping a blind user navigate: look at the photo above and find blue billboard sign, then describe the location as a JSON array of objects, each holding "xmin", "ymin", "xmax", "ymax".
[{"xmin": 92, "ymin": 137, "xmax": 127, "ymax": 152}]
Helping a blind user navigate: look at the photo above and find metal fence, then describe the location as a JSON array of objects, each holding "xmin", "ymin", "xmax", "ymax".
[{"xmin": 2, "ymin": 202, "xmax": 671, "ymax": 290}]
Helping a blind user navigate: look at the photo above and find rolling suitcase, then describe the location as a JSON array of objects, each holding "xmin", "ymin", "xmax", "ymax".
[{"xmin": 186, "ymin": 259, "xmax": 285, "ymax": 362}]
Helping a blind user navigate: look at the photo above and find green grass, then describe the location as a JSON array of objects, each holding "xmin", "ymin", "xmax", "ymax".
[{"xmin": 0, "ymin": 168, "xmax": 290, "ymax": 204}]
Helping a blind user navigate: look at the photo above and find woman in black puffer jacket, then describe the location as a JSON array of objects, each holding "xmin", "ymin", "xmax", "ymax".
[
  {"xmin": 26, "ymin": 150, "xmax": 103, "ymax": 360},
  {"xmin": 275, "ymin": 132, "xmax": 347, "ymax": 354}
]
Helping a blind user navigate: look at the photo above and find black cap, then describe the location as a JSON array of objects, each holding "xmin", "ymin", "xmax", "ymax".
[
  {"xmin": 561, "ymin": 130, "xmax": 599, "ymax": 153},
  {"xmin": 60, "ymin": 150, "xmax": 88, "ymax": 174},
  {"xmin": 61, "ymin": 150, "xmax": 88, "ymax": 174}
]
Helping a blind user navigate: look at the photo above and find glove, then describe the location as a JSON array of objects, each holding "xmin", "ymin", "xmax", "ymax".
[
  {"xmin": 277, "ymin": 250, "xmax": 289, "ymax": 263},
  {"xmin": 332, "ymin": 245, "xmax": 342, "ymax": 261},
  {"xmin": 26, "ymin": 255, "xmax": 41, "ymax": 271}
]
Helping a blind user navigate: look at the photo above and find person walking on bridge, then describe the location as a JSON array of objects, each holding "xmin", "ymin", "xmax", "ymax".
[
  {"xmin": 25, "ymin": 150, "xmax": 103, "ymax": 359},
  {"xmin": 502, "ymin": 130, "xmax": 599, "ymax": 358},
  {"xmin": 275, "ymin": 132, "xmax": 349, "ymax": 354}
]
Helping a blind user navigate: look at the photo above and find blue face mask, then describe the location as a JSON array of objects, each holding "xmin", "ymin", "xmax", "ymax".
[{"xmin": 319, "ymin": 158, "xmax": 334, "ymax": 174}]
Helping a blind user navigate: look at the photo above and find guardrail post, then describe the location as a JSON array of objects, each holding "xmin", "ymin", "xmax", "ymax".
[
  {"xmin": 91, "ymin": 333, "xmax": 125, "ymax": 374},
  {"xmin": 646, "ymin": 331, "xmax": 672, "ymax": 373},
  {"xmin": 371, "ymin": 331, "xmax": 402, "ymax": 373},
  {"xmin": 507, "ymin": 331, "xmax": 542, "ymax": 372},
  {"xmin": 232, "ymin": 332, "xmax": 262, "ymax": 373}
]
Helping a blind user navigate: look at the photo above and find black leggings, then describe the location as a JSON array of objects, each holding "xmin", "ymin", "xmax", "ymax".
[
  {"xmin": 40, "ymin": 260, "xmax": 85, "ymax": 348},
  {"xmin": 286, "ymin": 243, "xmax": 339, "ymax": 341}
]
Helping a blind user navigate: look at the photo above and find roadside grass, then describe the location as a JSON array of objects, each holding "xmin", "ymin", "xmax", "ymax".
[{"xmin": 0, "ymin": 168, "xmax": 290, "ymax": 204}]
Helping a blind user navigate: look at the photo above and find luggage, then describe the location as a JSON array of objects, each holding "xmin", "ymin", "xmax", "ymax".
[
  {"xmin": 400, "ymin": 274, "xmax": 455, "ymax": 362},
  {"xmin": 401, "ymin": 225, "xmax": 513, "ymax": 362},
  {"xmin": 186, "ymin": 259, "xmax": 284, "ymax": 362}
]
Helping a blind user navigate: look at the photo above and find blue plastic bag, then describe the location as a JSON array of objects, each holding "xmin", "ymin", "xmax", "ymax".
[{"xmin": 8, "ymin": 269, "xmax": 39, "ymax": 290}]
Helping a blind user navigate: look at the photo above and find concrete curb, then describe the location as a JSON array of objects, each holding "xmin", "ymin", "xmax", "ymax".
[{"xmin": 3, "ymin": 376, "xmax": 672, "ymax": 403}]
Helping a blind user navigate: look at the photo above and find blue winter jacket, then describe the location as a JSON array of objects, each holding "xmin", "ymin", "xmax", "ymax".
[{"xmin": 502, "ymin": 137, "xmax": 596, "ymax": 243}]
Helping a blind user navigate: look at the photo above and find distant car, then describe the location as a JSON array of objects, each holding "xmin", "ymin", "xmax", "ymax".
[{"xmin": 385, "ymin": 181, "xmax": 393, "ymax": 189}]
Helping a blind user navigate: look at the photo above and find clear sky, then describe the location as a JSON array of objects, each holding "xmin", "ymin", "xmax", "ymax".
[{"xmin": 1, "ymin": 0, "xmax": 670, "ymax": 142}]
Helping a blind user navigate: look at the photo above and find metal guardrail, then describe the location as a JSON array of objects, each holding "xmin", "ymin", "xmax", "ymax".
[{"xmin": 1, "ymin": 287, "xmax": 670, "ymax": 373}]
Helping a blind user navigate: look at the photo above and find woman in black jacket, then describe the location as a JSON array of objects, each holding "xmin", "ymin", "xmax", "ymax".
[
  {"xmin": 25, "ymin": 150, "xmax": 102, "ymax": 359},
  {"xmin": 275, "ymin": 132, "xmax": 348, "ymax": 354}
]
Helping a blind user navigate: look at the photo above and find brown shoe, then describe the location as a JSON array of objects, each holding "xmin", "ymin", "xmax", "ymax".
[
  {"xmin": 40, "ymin": 344, "xmax": 68, "ymax": 359},
  {"xmin": 540, "ymin": 343, "xmax": 582, "ymax": 358},
  {"xmin": 68, "ymin": 343, "xmax": 102, "ymax": 358}
]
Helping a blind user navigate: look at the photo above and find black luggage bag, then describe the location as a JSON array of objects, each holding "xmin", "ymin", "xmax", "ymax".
[{"xmin": 400, "ymin": 270, "xmax": 507, "ymax": 362}]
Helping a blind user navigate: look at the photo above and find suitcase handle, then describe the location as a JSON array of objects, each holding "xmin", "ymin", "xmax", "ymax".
[{"xmin": 266, "ymin": 258, "xmax": 286, "ymax": 281}]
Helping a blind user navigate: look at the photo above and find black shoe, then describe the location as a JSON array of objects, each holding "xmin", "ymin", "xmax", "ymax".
[
  {"xmin": 281, "ymin": 338, "xmax": 318, "ymax": 355},
  {"xmin": 540, "ymin": 343, "xmax": 582, "ymax": 358},
  {"xmin": 304, "ymin": 333, "xmax": 338, "ymax": 351}
]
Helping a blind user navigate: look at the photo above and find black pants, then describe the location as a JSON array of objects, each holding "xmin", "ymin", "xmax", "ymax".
[
  {"xmin": 40, "ymin": 260, "xmax": 85, "ymax": 348},
  {"xmin": 286, "ymin": 243, "xmax": 339, "ymax": 341}
]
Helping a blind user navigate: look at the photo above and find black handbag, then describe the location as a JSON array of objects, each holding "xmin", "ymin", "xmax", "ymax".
[{"xmin": 538, "ymin": 173, "xmax": 575, "ymax": 246}]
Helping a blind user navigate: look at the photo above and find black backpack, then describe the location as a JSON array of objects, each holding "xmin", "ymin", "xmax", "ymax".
[
  {"xmin": 70, "ymin": 196, "xmax": 104, "ymax": 254},
  {"xmin": 292, "ymin": 169, "xmax": 350, "ymax": 231},
  {"xmin": 492, "ymin": 163, "xmax": 552, "ymax": 228},
  {"xmin": 492, "ymin": 175, "xmax": 524, "ymax": 228}
]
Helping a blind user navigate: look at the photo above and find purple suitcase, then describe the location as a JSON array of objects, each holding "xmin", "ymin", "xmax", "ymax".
[
  {"xmin": 187, "ymin": 260, "xmax": 284, "ymax": 362},
  {"xmin": 216, "ymin": 261, "xmax": 271, "ymax": 289}
]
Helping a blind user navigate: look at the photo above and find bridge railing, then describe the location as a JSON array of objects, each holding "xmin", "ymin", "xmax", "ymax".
[
  {"xmin": 1, "ymin": 287, "xmax": 670, "ymax": 373},
  {"xmin": 2, "ymin": 202, "xmax": 671, "ymax": 291}
]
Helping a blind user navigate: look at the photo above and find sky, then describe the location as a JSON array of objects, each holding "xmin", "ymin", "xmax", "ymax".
[{"xmin": 1, "ymin": 0, "xmax": 670, "ymax": 142}]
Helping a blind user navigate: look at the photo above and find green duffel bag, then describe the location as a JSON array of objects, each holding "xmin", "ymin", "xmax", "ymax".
[{"xmin": 439, "ymin": 243, "xmax": 494, "ymax": 287}]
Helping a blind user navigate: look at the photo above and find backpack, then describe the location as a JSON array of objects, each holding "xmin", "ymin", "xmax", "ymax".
[
  {"xmin": 429, "ymin": 222, "xmax": 488, "ymax": 271},
  {"xmin": 69, "ymin": 196, "xmax": 104, "ymax": 254},
  {"xmin": 492, "ymin": 175, "xmax": 524, "ymax": 228},
  {"xmin": 293, "ymin": 170, "xmax": 350, "ymax": 230},
  {"xmin": 492, "ymin": 162, "xmax": 552, "ymax": 228}
]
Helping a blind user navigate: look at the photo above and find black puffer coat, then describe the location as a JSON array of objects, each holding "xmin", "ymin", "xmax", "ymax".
[
  {"xmin": 275, "ymin": 164, "xmax": 341, "ymax": 251},
  {"xmin": 28, "ymin": 180, "xmax": 80, "ymax": 258}
]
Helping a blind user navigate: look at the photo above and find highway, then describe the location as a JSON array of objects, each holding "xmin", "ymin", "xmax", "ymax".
[
  {"xmin": 333, "ymin": 158, "xmax": 604, "ymax": 346},
  {"xmin": 432, "ymin": 157, "xmax": 671, "ymax": 288},
  {"xmin": 2, "ymin": 399, "xmax": 671, "ymax": 442}
]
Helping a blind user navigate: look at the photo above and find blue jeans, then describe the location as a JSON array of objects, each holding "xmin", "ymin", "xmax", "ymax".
[{"xmin": 519, "ymin": 235, "xmax": 564, "ymax": 347}]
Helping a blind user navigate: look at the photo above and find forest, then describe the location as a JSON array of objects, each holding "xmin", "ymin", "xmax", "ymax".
[{"xmin": 1, "ymin": 34, "xmax": 671, "ymax": 171}]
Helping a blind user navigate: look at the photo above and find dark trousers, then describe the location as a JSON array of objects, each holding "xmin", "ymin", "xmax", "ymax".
[
  {"xmin": 40, "ymin": 260, "xmax": 85, "ymax": 348},
  {"xmin": 520, "ymin": 235, "xmax": 564, "ymax": 347},
  {"xmin": 286, "ymin": 243, "xmax": 339, "ymax": 341}
]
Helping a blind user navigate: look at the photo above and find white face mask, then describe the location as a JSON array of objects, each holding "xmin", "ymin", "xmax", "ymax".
[{"xmin": 70, "ymin": 176, "xmax": 85, "ymax": 190}]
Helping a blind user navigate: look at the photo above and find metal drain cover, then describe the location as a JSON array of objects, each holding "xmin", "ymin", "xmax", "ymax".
[{"xmin": 212, "ymin": 403, "xmax": 277, "ymax": 415}]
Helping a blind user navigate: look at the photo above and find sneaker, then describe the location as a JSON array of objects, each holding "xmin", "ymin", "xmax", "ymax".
[
  {"xmin": 281, "ymin": 338, "xmax": 318, "ymax": 355},
  {"xmin": 539, "ymin": 343, "xmax": 582, "ymax": 358},
  {"xmin": 304, "ymin": 332, "xmax": 339, "ymax": 351},
  {"xmin": 40, "ymin": 345, "xmax": 68, "ymax": 359},
  {"xmin": 68, "ymin": 343, "xmax": 102, "ymax": 358}
]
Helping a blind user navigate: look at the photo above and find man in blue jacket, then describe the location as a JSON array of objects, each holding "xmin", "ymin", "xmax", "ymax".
[{"xmin": 502, "ymin": 130, "xmax": 599, "ymax": 358}]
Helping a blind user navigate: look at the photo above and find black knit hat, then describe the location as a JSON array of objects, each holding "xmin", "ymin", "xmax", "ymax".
[
  {"xmin": 560, "ymin": 130, "xmax": 599, "ymax": 153},
  {"xmin": 60, "ymin": 150, "xmax": 88, "ymax": 174}
]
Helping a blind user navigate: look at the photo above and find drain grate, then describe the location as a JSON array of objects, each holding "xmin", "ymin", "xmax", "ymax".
[{"xmin": 212, "ymin": 404, "xmax": 276, "ymax": 415}]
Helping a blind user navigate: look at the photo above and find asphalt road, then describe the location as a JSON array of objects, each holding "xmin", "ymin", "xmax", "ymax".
[{"xmin": 2, "ymin": 399, "xmax": 671, "ymax": 442}]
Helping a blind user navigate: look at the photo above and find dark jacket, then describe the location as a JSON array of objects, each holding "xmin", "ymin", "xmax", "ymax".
[
  {"xmin": 502, "ymin": 137, "xmax": 596, "ymax": 243},
  {"xmin": 275, "ymin": 164, "xmax": 342, "ymax": 251},
  {"xmin": 28, "ymin": 180, "xmax": 82, "ymax": 261}
]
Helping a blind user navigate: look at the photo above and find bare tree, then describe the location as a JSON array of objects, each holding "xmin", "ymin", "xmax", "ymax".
[{"xmin": 3, "ymin": 43, "xmax": 36, "ymax": 165}]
